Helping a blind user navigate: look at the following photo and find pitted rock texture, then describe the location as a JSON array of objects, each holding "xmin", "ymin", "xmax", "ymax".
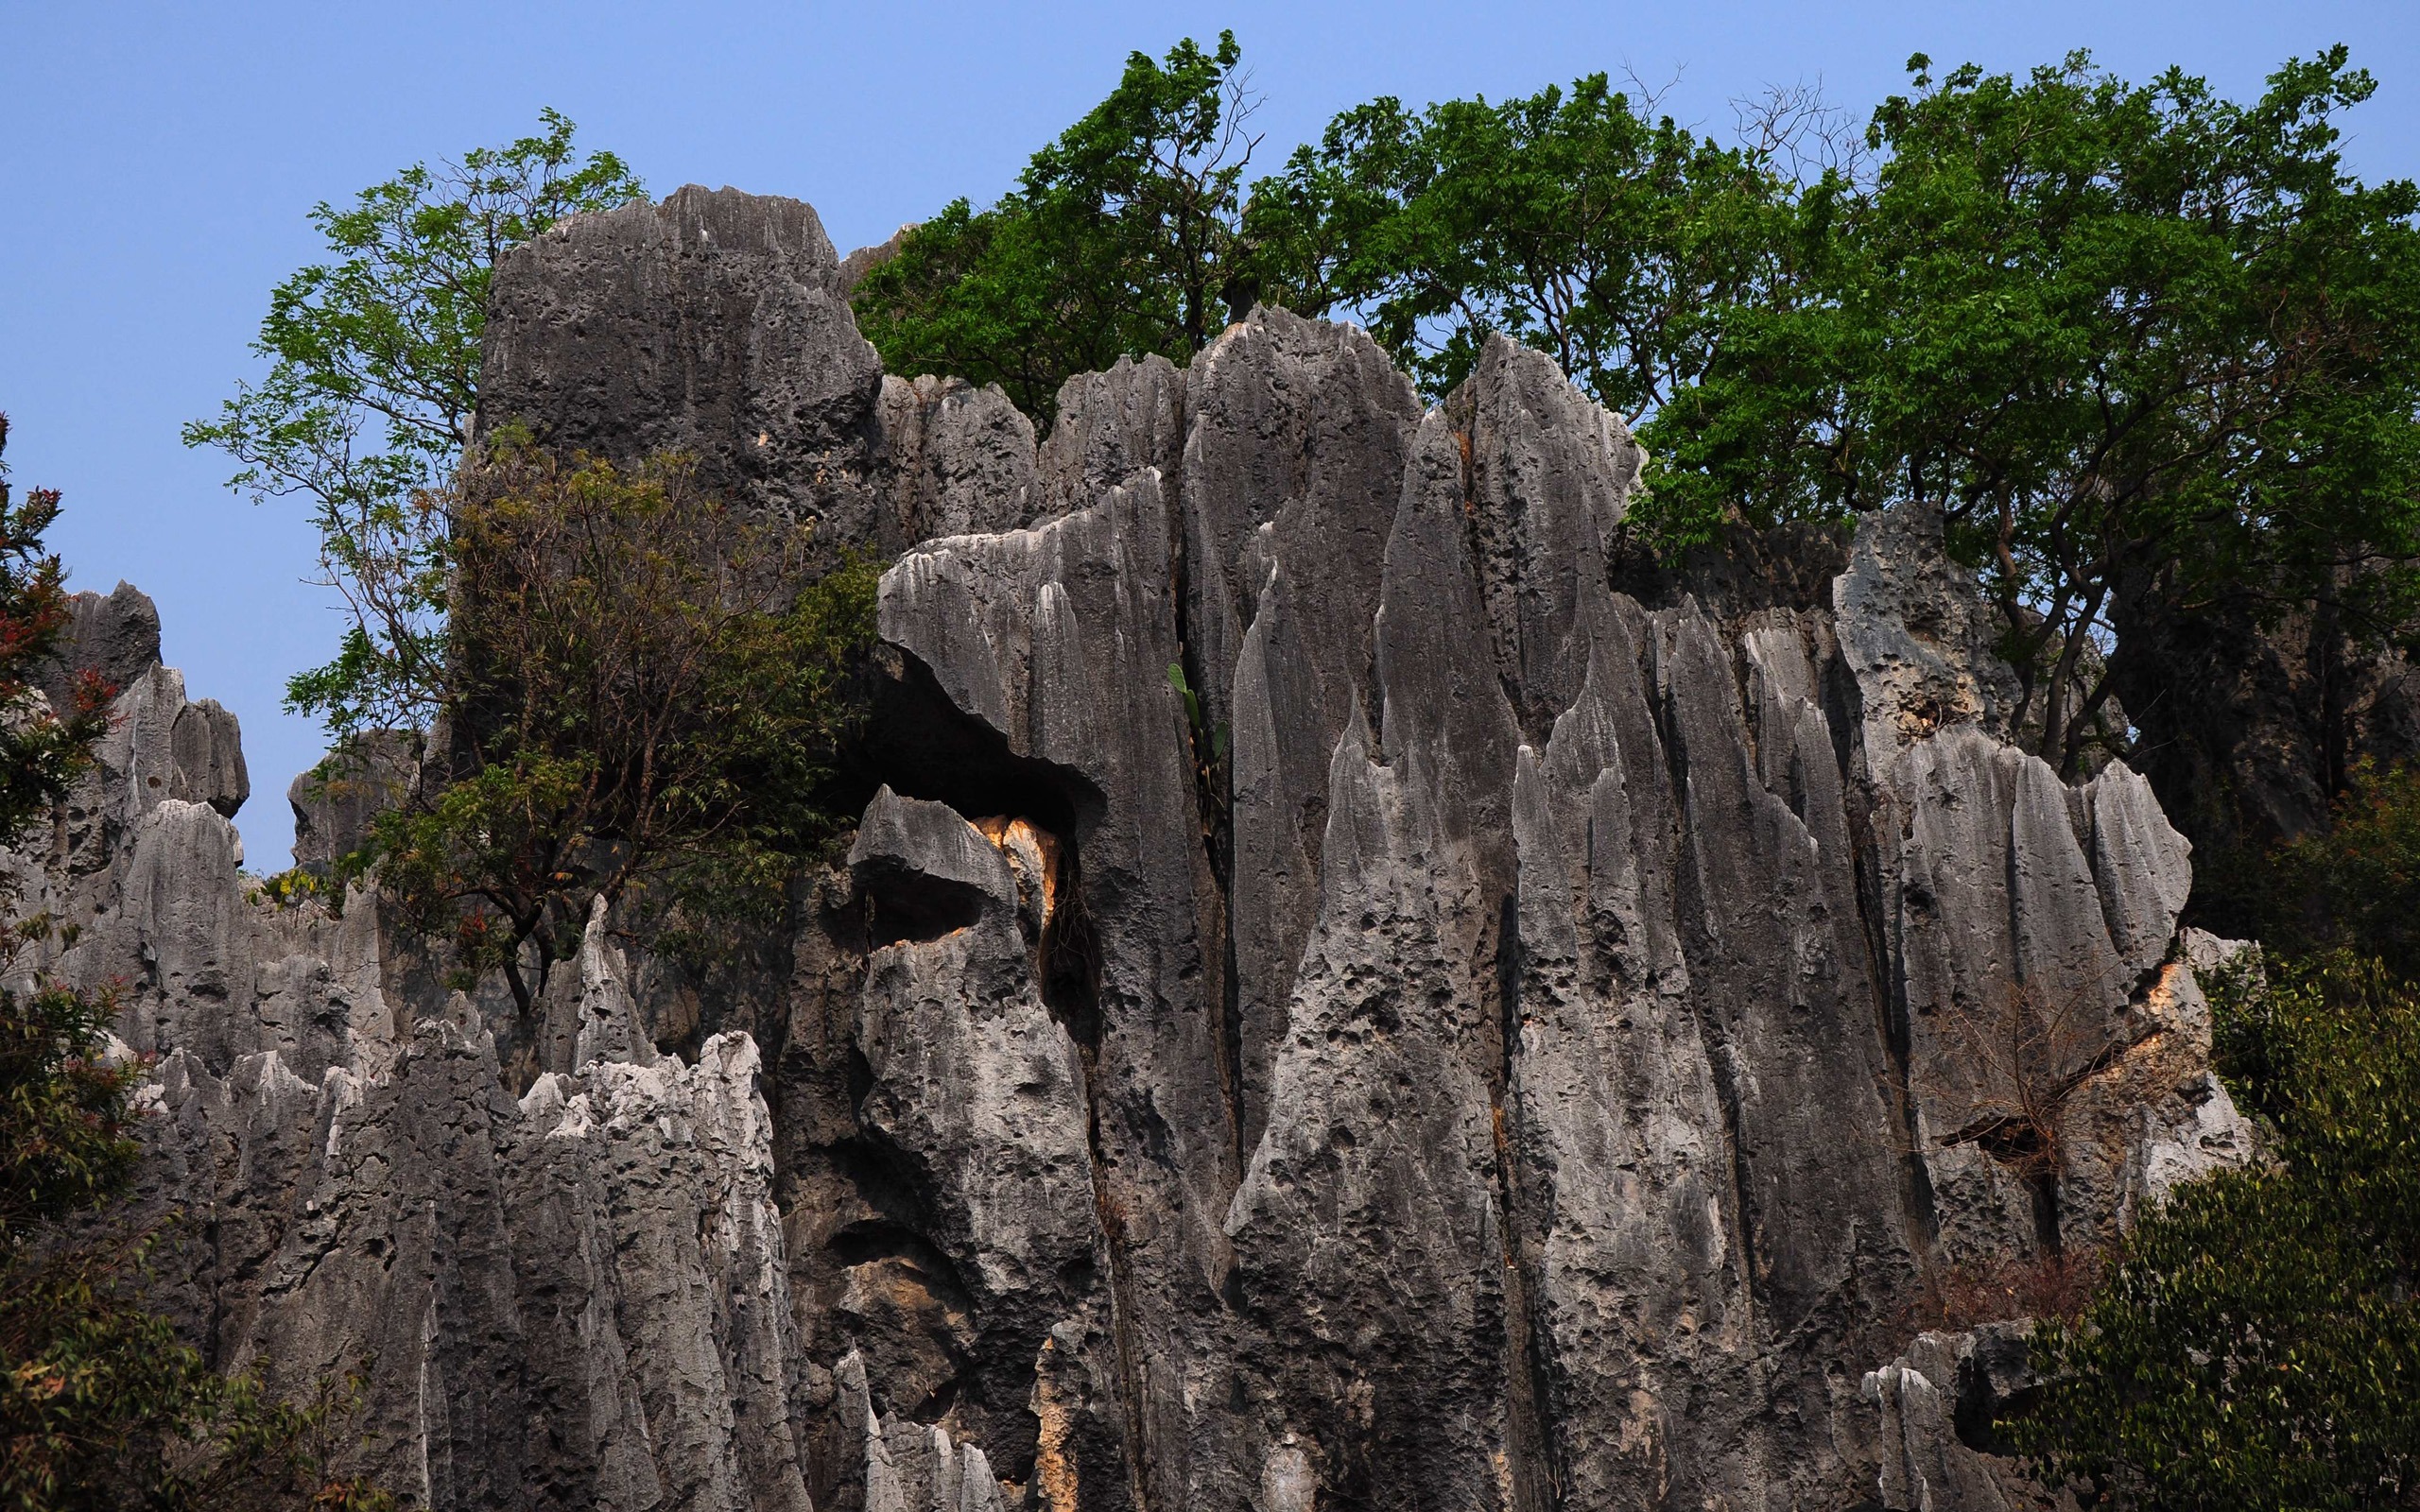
[
  {"xmin": 37, "ymin": 188, "xmax": 2264, "ymax": 1512},
  {"xmin": 476, "ymin": 185, "xmax": 1041, "ymax": 566}
]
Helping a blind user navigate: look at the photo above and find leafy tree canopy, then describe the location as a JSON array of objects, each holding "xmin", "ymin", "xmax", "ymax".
[
  {"xmin": 1245, "ymin": 72, "xmax": 1807, "ymax": 421},
  {"xmin": 853, "ymin": 32, "xmax": 1259, "ymax": 419},
  {"xmin": 184, "ymin": 112, "xmax": 645, "ymax": 737},
  {"xmin": 1659, "ymin": 48, "xmax": 2420, "ymax": 773}
]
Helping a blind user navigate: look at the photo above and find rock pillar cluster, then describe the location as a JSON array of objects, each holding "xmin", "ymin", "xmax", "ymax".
[{"xmin": 31, "ymin": 188, "xmax": 2256, "ymax": 1511}]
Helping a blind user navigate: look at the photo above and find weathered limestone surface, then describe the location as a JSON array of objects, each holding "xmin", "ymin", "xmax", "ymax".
[{"xmin": 37, "ymin": 189, "xmax": 2263, "ymax": 1512}]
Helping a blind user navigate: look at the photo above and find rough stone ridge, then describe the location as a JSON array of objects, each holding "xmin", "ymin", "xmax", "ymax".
[{"xmin": 26, "ymin": 189, "xmax": 2263, "ymax": 1512}]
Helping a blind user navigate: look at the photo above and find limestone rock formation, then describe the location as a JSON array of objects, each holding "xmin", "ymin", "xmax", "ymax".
[
  {"xmin": 32, "ymin": 189, "xmax": 2266, "ymax": 1511},
  {"xmin": 41, "ymin": 578, "xmax": 162, "ymax": 713}
]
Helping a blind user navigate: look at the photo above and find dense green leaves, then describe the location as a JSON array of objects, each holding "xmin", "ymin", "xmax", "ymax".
[
  {"xmin": 1663, "ymin": 49, "xmax": 2420, "ymax": 772},
  {"xmin": 351, "ymin": 442, "xmax": 878, "ymax": 1013},
  {"xmin": 1248, "ymin": 74, "xmax": 1805, "ymax": 418},
  {"xmin": 853, "ymin": 33, "xmax": 1258, "ymax": 418},
  {"xmin": 2020, "ymin": 953, "xmax": 2420, "ymax": 1509},
  {"xmin": 183, "ymin": 112, "xmax": 644, "ymax": 737}
]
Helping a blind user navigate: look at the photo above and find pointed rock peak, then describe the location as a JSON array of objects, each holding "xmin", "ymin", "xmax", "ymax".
[
  {"xmin": 572, "ymin": 895, "xmax": 654, "ymax": 1072},
  {"xmin": 1835, "ymin": 500, "xmax": 2022, "ymax": 757}
]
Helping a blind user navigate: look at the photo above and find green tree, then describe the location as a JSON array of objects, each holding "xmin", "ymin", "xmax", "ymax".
[
  {"xmin": 1244, "ymin": 73, "xmax": 1807, "ymax": 419},
  {"xmin": 184, "ymin": 112, "xmax": 645, "ymax": 737},
  {"xmin": 1653, "ymin": 49, "xmax": 2420, "ymax": 775},
  {"xmin": 0, "ymin": 423, "xmax": 387, "ymax": 1511},
  {"xmin": 2019, "ymin": 951, "xmax": 2420, "ymax": 1509},
  {"xmin": 852, "ymin": 32, "xmax": 1259, "ymax": 419},
  {"xmin": 351, "ymin": 439, "xmax": 877, "ymax": 1016}
]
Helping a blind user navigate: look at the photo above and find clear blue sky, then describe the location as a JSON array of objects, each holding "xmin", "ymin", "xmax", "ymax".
[{"xmin": 6, "ymin": 1, "xmax": 2416, "ymax": 868}]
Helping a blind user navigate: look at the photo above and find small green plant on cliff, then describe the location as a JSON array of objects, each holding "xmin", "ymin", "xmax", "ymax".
[
  {"xmin": 342, "ymin": 438, "xmax": 878, "ymax": 1015},
  {"xmin": 2017, "ymin": 951, "xmax": 2420, "ymax": 1509},
  {"xmin": 184, "ymin": 112, "xmax": 644, "ymax": 735},
  {"xmin": 0, "ymin": 422, "xmax": 388, "ymax": 1510}
]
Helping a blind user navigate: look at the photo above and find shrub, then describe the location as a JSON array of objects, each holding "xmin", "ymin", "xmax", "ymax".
[{"xmin": 2018, "ymin": 952, "xmax": 2420, "ymax": 1508}]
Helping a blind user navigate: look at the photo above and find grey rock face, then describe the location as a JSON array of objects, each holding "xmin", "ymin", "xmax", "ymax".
[
  {"xmin": 98, "ymin": 664, "xmax": 249, "ymax": 825},
  {"xmin": 41, "ymin": 579, "xmax": 161, "ymax": 712},
  {"xmin": 478, "ymin": 185, "xmax": 876, "ymax": 497},
  {"xmin": 1863, "ymin": 1324, "xmax": 2054, "ymax": 1512},
  {"xmin": 47, "ymin": 190, "xmax": 2264, "ymax": 1512},
  {"xmin": 874, "ymin": 375, "xmax": 1043, "ymax": 541},
  {"xmin": 288, "ymin": 730, "xmax": 415, "ymax": 879}
]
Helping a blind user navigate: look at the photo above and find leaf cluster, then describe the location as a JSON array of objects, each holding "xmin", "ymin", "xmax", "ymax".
[
  {"xmin": 2019, "ymin": 951, "xmax": 2420, "ymax": 1509},
  {"xmin": 852, "ymin": 33, "xmax": 1260, "ymax": 419},
  {"xmin": 348, "ymin": 441, "xmax": 879, "ymax": 1012},
  {"xmin": 1657, "ymin": 48, "xmax": 2420, "ymax": 772},
  {"xmin": 1246, "ymin": 72, "xmax": 1805, "ymax": 419},
  {"xmin": 182, "ymin": 112, "xmax": 644, "ymax": 735}
]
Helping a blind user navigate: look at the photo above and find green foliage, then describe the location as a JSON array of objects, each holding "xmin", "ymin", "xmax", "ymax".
[
  {"xmin": 349, "ymin": 441, "xmax": 878, "ymax": 1012},
  {"xmin": 2020, "ymin": 952, "xmax": 2420, "ymax": 1509},
  {"xmin": 1656, "ymin": 49, "xmax": 2420, "ymax": 773},
  {"xmin": 0, "ymin": 985, "xmax": 138, "ymax": 1248},
  {"xmin": 1246, "ymin": 73, "xmax": 1806, "ymax": 417},
  {"xmin": 853, "ymin": 33, "xmax": 1258, "ymax": 419},
  {"xmin": 182, "ymin": 112, "xmax": 644, "ymax": 738},
  {"xmin": 2200, "ymin": 758, "xmax": 2420, "ymax": 983}
]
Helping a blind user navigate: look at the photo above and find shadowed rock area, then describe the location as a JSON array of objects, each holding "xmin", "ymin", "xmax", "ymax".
[{"xmin": 26, "ymin": 188, "xmax": 2258, "ymax": 1511}]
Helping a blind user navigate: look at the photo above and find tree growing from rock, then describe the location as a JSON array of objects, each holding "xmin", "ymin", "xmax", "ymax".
[{"xmin": 348, "ymin": 438, "xmax": 878, "ymax": 1016}]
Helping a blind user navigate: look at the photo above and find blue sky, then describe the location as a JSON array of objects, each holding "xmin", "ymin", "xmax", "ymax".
[{"xmin": 5, "ymin": 0, "xmax": 2416, "ymax": 868}]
